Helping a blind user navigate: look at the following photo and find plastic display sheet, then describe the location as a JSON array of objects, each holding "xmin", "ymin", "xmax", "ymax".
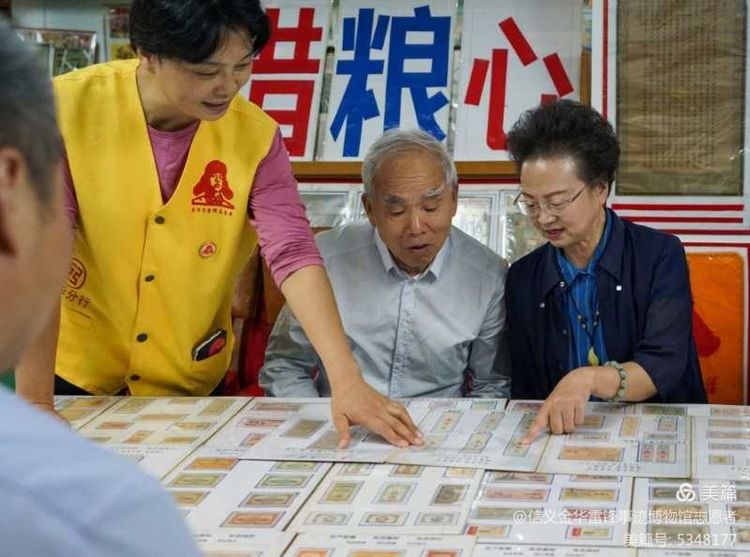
[
  {"xmin": 54, "ymin": 395, "xmax": 118, "ymax": 429},
  {"xmin": 298, "ymin": 188, "xmax": 357, "ymax": 228},
  {"xmin": 465, "ymin": 472, "xmax": 632, "ymax": 546},
  {"xmin": 206, "ymin": 398, "xmax": 331, "ymax": 450},
  {"xmin": 499, "ymin": 190, "xmax": 546, "ymax": 263},
  {"xmin": 472, "ymin": 545, "xmax": 635, "ymax": 557},
  {"xmin": 289, "ymin": 463, "xmax": 482, "ymax": 534},
  {"xmin": 162, "ymin": 447, "xmax": 331, "ymax": 533},
  {"xmin": 199, "ymin": 531, "xmax": 294, "ymax": 557},
  {"xmin": 213, "ymin": 399, "xmax": 544, "ymax": 472},
  {"xmin": 103, "ymin": 5, "xmax": 136, "ymax": 61},
  {"xmin": 615, "ymin": 0, "xmax": 746, "ymax": 195},
  {"xmin": 388, "ymin": 400, "xmax": 547, "ymax": 472},
  {"xmin": 639, "ymin": 550, "xmax": 750, "ymax": 557},
  {"xmin": 78, "ymin": 396, "xmax": 249, "ymax": 447},
  {"xmin": 692, "ymin": 415, "xmax": 750, "ymax": 480},
  {"xmin": 628, "ymin": 478, "xmax": 749, "ymax": 550},
  {"xmin": 453, "ymin": 193, "xmax": 497, "ymax": 248},
  {"xmin": 15, "ymin": 27, "xmax": 97, "ymax": 76},
  {"xmin": 103, "ymin": 444, "xmax": 195, "ymax": 480},
  {"xmin": 29, "ymin": 42, "xmax": 54, "ymax": 76},
  {"xmin": 209, "ymin": 398, "xmax": 433, "ymax": 463},
  {"xmin": 524, "ymin": 400, "xmax": 691, "ymax": 478},
  {"xmin": 286, "ymin": 533, "xmax": 476, "ymax": 557},
  {"xmin": 687, "ymin": 404, "xmax": 750, "ymax": 417}
]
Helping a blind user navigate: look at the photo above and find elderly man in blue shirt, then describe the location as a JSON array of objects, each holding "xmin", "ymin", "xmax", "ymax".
[
  {"xmin": 503, "ymin": 100, "xmax": 707, "ymax": 444},
  {"xmin": 261, "ymin": 129, "xmax": 510, "ymax": 399},
  {"xmin": 0, "ymin": 22, "xmax": 199, "ymax": 556}
]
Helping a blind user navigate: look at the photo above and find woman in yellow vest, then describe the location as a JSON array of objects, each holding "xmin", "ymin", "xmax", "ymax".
[{"xmin": 15, "ymin": 0, "xmax": 420, "ymax": 449}]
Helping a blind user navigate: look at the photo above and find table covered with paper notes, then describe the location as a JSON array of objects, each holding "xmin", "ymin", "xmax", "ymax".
[{"xmin": 54, "ymin": 396, "xmax": 750, "ymax": 556}]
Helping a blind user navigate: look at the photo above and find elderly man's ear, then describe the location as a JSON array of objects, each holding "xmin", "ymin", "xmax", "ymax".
[
  {"xmin": 0, "ymin": 147, "xmax": 26, "ymax": 257},
  {"xmin": 361, "ymin": 192, "xmax": 376, "ymax": 227}
]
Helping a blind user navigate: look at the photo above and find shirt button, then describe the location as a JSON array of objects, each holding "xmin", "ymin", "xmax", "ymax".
[
  {"xmin": 144, "ymin": 274, "xmax": 155, "ymax": 282},
  {"xmin": 562, "ymin": 329, "xmax": 568, "ymax": 336},
  {"xmin": 136, "ymin": 333, "xmax": 148, "ymax": 342},
  {"xmin": 155, "ymin": 216, "xmax": 165, "ymax": 224},
  {"xmin": 559, "ymin": 281, "xmax": 566, "ymax": 288},
  {"xmin": 130, "ymin": 374, "xmax": 141, "ymax": 381},
  {"xmin": 616, "ymin": 285, "xmax": 623, "ymax": 291},
  {"xmin": 539, "ymin": 302, "xmax": 546, "ymax": 309}
]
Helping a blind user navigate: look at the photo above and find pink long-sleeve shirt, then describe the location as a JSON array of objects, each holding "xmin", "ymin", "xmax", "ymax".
[{"xmin": 63, "ymin": 126, "xmax": 323, "ymax": 286}]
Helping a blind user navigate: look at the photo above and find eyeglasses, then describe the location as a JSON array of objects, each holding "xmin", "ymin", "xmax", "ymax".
[{"xmin": 513, "ymin": 185, "xmax": 588, "ymax": 217}]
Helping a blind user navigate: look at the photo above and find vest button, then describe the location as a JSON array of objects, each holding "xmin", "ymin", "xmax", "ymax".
[
  {"xmin": 155, "ymin": 216, "xmax": 165, "ymax": 224},
  {"xmin": 130, "ymin": 374, "xmax": 141, "ymax": 381},
  {"xmin": 136, "ymin": 333, "xmax": 148, "ymax": 342},
  {"xmin": 144, "ymin": 275, "xmax": 155, "ymax": 282}
]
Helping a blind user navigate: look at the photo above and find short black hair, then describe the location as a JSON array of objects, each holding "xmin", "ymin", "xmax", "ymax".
[
  {"xmin": 0, "ymin": 19, "xmax": 61, "ymax": 205},
  {"xmin": 130, "ymin": 0, "xmax": 271, "ymax": 63},
  {"xmin": 507, "ymin": 100, "xmax": 620, "ymax": 192}
]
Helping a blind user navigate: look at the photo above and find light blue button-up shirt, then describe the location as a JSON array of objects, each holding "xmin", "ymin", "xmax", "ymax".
[
  {"xmin": 260, "ymin": 222, "xmax": 511, "ymax": 398},
  {"xmin": 555, "ymin": 212, "xmax": 612, "ymax": 370},
  {"xmin": 0, "ymin": 386, "xmax": 200, "ymax": 557}
]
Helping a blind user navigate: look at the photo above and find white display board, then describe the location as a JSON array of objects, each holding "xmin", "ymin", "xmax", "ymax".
[
  {"xmin": 455, "ymin": 0, "xmax": 581, "ymax": 160},
  {"xmin": 466, "ymin": 472, "xmax": 632, "ymax": 546},
  {"xmin": 163, "ymin": 447, "xmax": 331, "ymax": 533},
  {"xmin": 54, "ymin": 395, "xmax": 118, "ymax": 429},
  {"xmin": 286, "ymin": 533, "xmax": 476, "ymax": 557},
  {"xmin": 290, "ymin": 463, "xmax": 482, "ymax": 534},
  {"xmin": 199, "ymin": 531, "xmax": 294, "ymax": 557},
  {"xmin": 692, "ymin": 415, "xmax": 750, "ymax": 481},
  {"xmin": 473, "ymin": 545, "xmax": 635, "ymax": 557},
  {"xmin": 321, "ymin": 0, "xmax": 456, "ymax": 160},
  {"xmin": 79, "ymin": 396, "xmax": 249, "ymax": 446},
  {"xmin": 629, "ymin": 478, "xmax": 750, "ymax": 550},
  {"xmin": 242, "ymin": 0, "xmax": 331, "ymax": 160},
  {"xmin": 528, "ymin": 401, "xmax": 691, "ymax": 478}
]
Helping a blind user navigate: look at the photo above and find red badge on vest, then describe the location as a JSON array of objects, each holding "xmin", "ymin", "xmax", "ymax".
[
  {"xmin": 191, "ymin": 160, "xmax": 235, "ymax": 214},
  {"xmin": 66, "ymin": 257, "xmax": 87, "ymax": 289},
  {"xmin": 199, "ymin": 242, "xmax": 217, "ymax": 258}
]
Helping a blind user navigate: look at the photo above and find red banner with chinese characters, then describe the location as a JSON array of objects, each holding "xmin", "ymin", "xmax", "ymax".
[{"xmin": 687, "ymin": 252, "xmax": 745, "ymax": 405}]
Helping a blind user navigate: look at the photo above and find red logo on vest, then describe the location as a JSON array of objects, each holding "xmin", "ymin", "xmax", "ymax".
[
  {"xmin": 191, "ymin": 160, "xmax": 235, "ymax": 214},
  {"xmin": 66, "ymin": 257, "xmax": 87, "ymax": 289},
  {"xmin": 199, "ymin": 242, "xmax": 217, "ymax": 258}
]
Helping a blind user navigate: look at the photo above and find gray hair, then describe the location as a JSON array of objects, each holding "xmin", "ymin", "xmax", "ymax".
[
  {"xmin": 0, "ymin": 19, "xmax": 61, "ymax": 205},
  {"xmin": 361, "ymin": 129, "xmax": 458, "ymax": 196}
]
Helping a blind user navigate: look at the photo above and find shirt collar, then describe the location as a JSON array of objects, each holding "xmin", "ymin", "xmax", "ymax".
[
  {"xmin": 555, "ymin": 209, "xmax": 612, "ymax": 280},
  {"xmin": 542, "ymin": 208, "xmax": 621, "ymax": 295},
  {"xmin": 372, "ymin": 227, "xmax": 450, "ymax": 281}
]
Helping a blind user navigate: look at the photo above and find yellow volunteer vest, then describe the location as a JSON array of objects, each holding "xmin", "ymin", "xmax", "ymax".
[{"xmin": 54, "ymin": 59, "xmax": 277, "ymax": 395}]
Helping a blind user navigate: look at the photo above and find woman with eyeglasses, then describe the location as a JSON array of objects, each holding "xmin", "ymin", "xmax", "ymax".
[{"xmin": 504, "ymin": 100, "xmax": 707, "ymax": 443}]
